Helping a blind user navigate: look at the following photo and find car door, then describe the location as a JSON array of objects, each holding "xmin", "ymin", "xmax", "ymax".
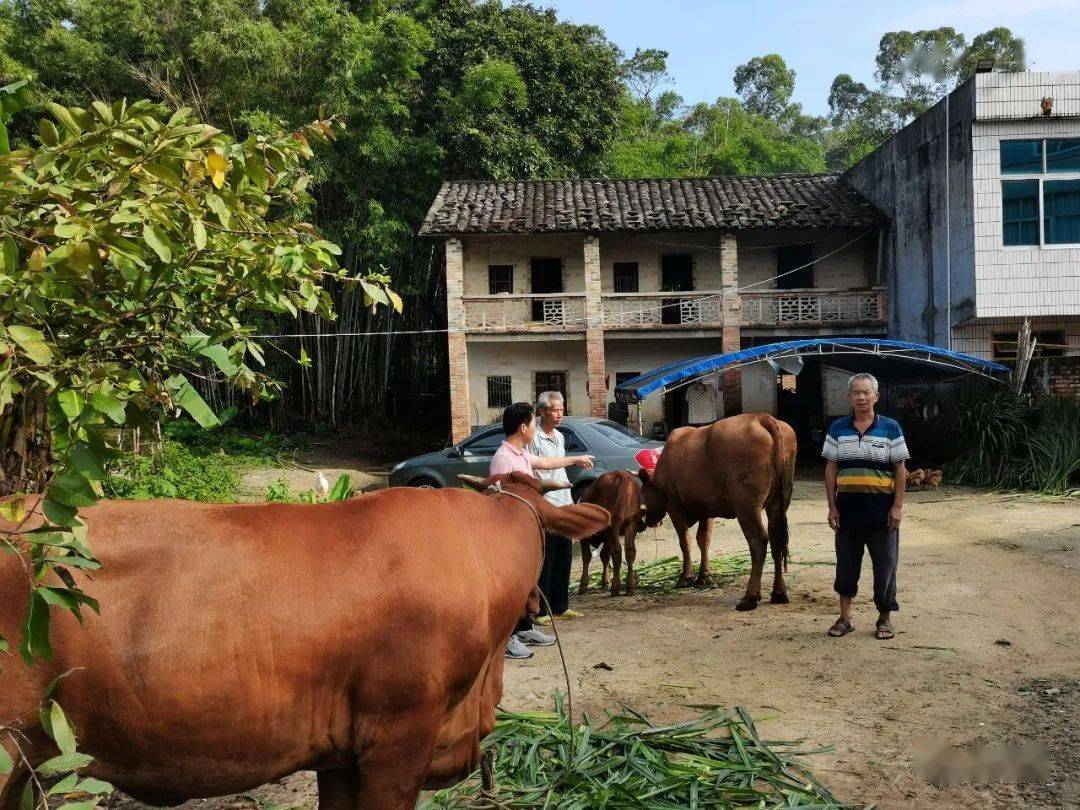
[
  {"xmin": 557, "ymin": 425, "xmax": 592, "ymax": 486},
  {"xmin": 447, "ymin": 427, "xmax": 504, "ymax": 485}
]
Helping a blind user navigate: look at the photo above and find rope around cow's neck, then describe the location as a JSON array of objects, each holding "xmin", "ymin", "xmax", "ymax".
[{"xmin": 482, "ymin": 483, "xmax": 575, "ymax": 750}]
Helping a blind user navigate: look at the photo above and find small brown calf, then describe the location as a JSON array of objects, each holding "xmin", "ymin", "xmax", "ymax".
[{"xmin": 578, "ymin": 470, "xmax": 645, "ymax": 596}]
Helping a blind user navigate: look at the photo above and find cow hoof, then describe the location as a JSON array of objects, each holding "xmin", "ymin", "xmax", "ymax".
[
  {"xmin": 610, "ymin": 585, "xmax": 622, "ymax": 597},
  {"xmin": 675, "ymin": 575, "xmax": 693, "ymax": 588},
  {"xmin": 694, "ymin": 572, "xmax": 714, "ymax": 588},
  {"xmin": 770, "ymin": 591, "xmax": 790, "ymax": 604},
  {"xmin": 578, "ymin": 584, "xmax": 589, "ymax": 595},
  {"xmin": 625, "ymin": 585, "xmax": 636, "ymax": 596},
  {"xmin": 735, "ymin": 596, "xmax": 760, "ymax": 611}
]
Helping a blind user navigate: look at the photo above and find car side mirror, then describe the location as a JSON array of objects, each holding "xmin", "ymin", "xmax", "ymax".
[{"xmin": 447, "ymin": 445, "xmax": 462, "ymax": 458}]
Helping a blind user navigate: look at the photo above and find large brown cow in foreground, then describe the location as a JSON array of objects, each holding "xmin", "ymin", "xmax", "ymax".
[
  {"xmin": 0, "ymin": 473, "xmax": 609, "ymax": 809},
  {"xmin": 638, "ymin": 413, "xmax": 796, "ymax": 610},
  {"xmin": 577, "ymin": 471, "xmax": 645, "ymax": 596}
]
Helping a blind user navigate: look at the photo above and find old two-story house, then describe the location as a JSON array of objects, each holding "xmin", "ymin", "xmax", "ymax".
[
  {"xmin": 420, "ymin": 176, "xmax": 887, "ymax": 442},
  {"xmin": 845, "ymin": 69, "xmax": 1080, "ymax": 399}
]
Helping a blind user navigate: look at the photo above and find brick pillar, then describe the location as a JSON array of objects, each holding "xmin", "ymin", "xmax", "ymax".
[
  {"xmin": 720, "ymin": 233, "xmax": 742, "ymax": 416},
  {"xmin": 445, "ymin": 238, "xmax": 472, "ymax": 443},
  {"xmin": 583, "ymin": 234, "xmax": 608, "ymax": 417}
]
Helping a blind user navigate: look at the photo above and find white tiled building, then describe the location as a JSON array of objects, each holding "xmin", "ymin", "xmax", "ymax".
[{"xmin": 845, "ymin": 70, "xmax": 1080, "ymax": 367}]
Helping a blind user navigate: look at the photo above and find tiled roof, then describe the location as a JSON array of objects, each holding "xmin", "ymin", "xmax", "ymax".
[{"xmin": 419, "ymin": 175, "xmax": 886, "ymax": 235}]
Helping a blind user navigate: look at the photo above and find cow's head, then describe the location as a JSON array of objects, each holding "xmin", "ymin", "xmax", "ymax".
[
  {"xmin": 636, "ymin": 468, "xmax": 667, "ymax": 527},
  {"xmin": 457, "ymin": 472, "xmax": 611, "ymax": 540}
]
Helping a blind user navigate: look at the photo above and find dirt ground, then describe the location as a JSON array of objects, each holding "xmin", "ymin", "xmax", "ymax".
[{"xmin": 110, "ymin": 476, "xmax": 1080, "ymax": 809}]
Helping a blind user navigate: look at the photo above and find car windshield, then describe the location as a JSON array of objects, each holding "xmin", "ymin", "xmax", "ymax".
[
  {"xmin": 461, "ymin": 429, "xmax": 503, "ymax": 455},
  {"xmin": 590, "ymin": 420, "xmax": 650, "ymax": 447}
]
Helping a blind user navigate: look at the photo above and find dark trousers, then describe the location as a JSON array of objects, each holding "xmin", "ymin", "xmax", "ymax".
[
  {"xmin": 536, "ymin": 532, "xmax": 572, "ymax": 616},
  {"xmin": 834, "ymin": 527, "xmax": 900, "ymax": 613}
]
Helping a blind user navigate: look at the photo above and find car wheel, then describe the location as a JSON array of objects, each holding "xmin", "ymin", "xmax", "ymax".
[{"xmin": 409, "ymin": 476, "xmax": 440, "ymax": 489}]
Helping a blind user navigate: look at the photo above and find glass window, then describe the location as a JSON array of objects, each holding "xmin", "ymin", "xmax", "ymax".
[
  {"xmin": 993, "ymin": 330, "xmax": 1067, "ymax": 359},
  {"xmin": 1002, "ymin": 181, "xmax": 1040, "ymax": 246},
  {"xmin": 1000, "ymin": 140, "xmax": 1043, "ymax": 174},
  {"xmin": 1046, "ymin": 139, "xmax": 1080, "ymax": 173},
  {"xmin": 591, "ymin": 420, "xmax": 650, "ymax": 447},
  {"xmin": 1043, "ymin": 179, "xmax": 1080, "ymax": 244},
  {"xmin": 462, "ymin": 428, "xmax": 503, "ymax": 455},
  {"xmin": 556, "ymin": 426, "xmax": 587, "ymax": 453}
]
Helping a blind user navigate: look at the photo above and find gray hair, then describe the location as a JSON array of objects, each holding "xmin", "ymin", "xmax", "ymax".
[
  {"xmin": 848, "ymin": 373, "xmax": 879, "ymax": 394},
  {"xmin": 536, "ymin": 390, "xmax": 565, "ymax": 411}
]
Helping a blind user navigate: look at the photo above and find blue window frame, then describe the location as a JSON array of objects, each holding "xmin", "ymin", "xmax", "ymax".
[
  {"xmin": 1000, "ymin": 140, "xmax": 1043, "ymax": 174},
  {"xmin": 1043, "ymin": 179, "xmax": 1080, "ymax": 245},
  {"xmin": 1002, "ymin": 181, "xmax": 1040, "ymax": 246}
]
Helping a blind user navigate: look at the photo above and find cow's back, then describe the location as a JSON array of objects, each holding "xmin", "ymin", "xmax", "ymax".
[{"xmin": 0, "ymin": 489, "xmax": 540, "ymax": 800}]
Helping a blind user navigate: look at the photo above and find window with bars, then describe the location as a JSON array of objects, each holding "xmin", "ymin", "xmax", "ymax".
[
  {"xmin": 992, "ymin": 330, "xmax": 1067, "ymax": 360},
  {"xmin": 486, "ymin": 375, "xmax": 512, "ymax": 408},
  {"xmin": 999, "ymin": 138, "xmax": 1080, "ymax": 246},
  {"xmin": 534, "ymin": 371, "xmax": 568, "ymax": 410},
  {"xmin": 488, "ymin": 265, "xmax": 513, "ymax": 294},
  {"xmin": 613, "ymin": 262, "xmax": 639, "ymax": 293}
]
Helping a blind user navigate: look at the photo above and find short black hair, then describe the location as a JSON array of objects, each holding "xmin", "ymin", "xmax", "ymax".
[{"xmin": 502, "ymin": 402, "xmax": 535, "ymax": 436}]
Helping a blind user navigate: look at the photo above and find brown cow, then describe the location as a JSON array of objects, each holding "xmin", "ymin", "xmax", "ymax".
[
  {"xmin": 638, "ymin": 413, "xmax": 796, "ymax": 611},
  {"xmin": 577, "ymin": 471, "xmax": 645, "ymax": 596},
  {"xmin": 0, "ymin": 474, "xmax": 609, "ymax": 809}
]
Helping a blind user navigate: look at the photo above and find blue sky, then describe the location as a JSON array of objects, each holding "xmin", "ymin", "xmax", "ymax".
[{"xmin": 541, "ymin": 0, "xmax": 1080, "ymax": 115}]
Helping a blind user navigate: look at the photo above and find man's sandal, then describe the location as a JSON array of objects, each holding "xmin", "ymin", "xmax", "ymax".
[
  {"xmin": 875, "ymin": 619, "xmax": 895, "ymax": 640},
  {"xmin": 827, "ymin": 618, "xmax": 854, "ymax": 637}
]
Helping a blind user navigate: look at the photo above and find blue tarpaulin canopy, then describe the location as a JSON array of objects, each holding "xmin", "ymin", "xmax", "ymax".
[{"xmin": 613, "ymin": 338, "xmax": 1010, "ymax": 404}]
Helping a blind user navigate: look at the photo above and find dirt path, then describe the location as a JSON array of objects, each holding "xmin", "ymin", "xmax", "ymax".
[{"xmin": 109, "ymin": 481, "xmax": 1080, "ymax": 809}]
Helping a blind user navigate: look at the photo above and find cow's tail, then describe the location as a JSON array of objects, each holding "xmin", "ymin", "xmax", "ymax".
[{"xmin": 762, "ymin": 414, "xmax": 794, "ymax": 572}]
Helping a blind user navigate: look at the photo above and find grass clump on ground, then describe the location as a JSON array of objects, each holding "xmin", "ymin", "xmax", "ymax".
[{"xmin": 427, "ymin": 695, "xmax": 854, "ymax": 808}]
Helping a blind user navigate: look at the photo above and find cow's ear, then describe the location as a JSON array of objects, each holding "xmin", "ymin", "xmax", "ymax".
[
  {"xmin": 637, "ymin": 468, "xmax": 652, "ymax": 485},
  {"xmin": 537, "ymin": 502, "xmax": 610, "ymax": 540}
]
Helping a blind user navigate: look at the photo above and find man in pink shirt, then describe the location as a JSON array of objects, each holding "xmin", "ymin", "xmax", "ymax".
[{"xmin": 491, "ymin": 402, "xmax": 593, "ymax": 659}]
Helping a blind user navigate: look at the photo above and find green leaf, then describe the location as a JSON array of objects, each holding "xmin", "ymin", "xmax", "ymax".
[
  {"xmin": 165, "ymin": 375, "xmax": 219, "ymax": 428},
  {"xmin": 0, "ymin": 745, "xmax": 11, "ymax": 775},
  {"xmin": 54, "ymin": 221, "xmax": 81, "ymax": 239},
  {"xmin": 1, "ymin": 235, "xmax": 18, "ymax": 272},
  {"xmin": 192, "ymin": 218, "xmax": 207, "ymax": 250},
  {"xmin": 41, "ymin": 497, "xmax": 78, "ymax": 527},
  {"xmin": 142, "ymin": 223, "xmax": 172, "ymax": 263},
  {"xmin": 46, "ymin": 102, "xmax": 83, "ymax": 136},
  {"xmin": 19, "ymin": 591, "xmax": 52, "ymax": 664},
  {"xmin": 47, "ymin": 473, "xmax": 98, "ymax": 508},
  {"xmin": 7, "ymin": 325, "xmax": 52, "ymax": 364},
  {"xmin": 49, "ymin": 701, "xmax": 78, "ymax": 756},
  {"xmin": 90, "ymin": 389, "xmax": 126, "ymax": 424},
  {"xmin": 35, "ymin": 752, "xmax": 93, "ymax": 777},
  {"xmin": 19, "ymin": 779, "xmax": 32, "ymax": 810},
  {"xmin": 68, "ymin": 241, "xmax": 94, "ymax": 273},
  {"xmin": 38, "ymin": 118, "xmax": 60, "ymax": 146},
  {"xmin": 56, "ymin": 389, "xmax": 84, "ymax": 421},
  {"xmin": 141, "ymin": 162, "xmax": 180, "ymax": 185},
  {"xmin": 299, "ymin": 347, "xmax": 311, "ymax": 367},
  {"xmin": 387, "ymin": 289, "xmax": 404, "ymax": 314},
  {"xmin": 47, "ymin": 773, "xmax": 79, "ymax": 796},
  {"xmin": 74, "ymin": 778, "xmax": 112, "ymax": 795},
  {"xmin": 70, "ymin": 443, "xmax": 105, "ymax": 481},
  {"xmin": 360, "ymin": 280, "xmax": 389, "ymax": 307},
  {"xmin": 205, "ymin": 193, "xmax": 230, "ymax": 228},
  {"xmin": 329, "ymin": 474, "xmax": 353, "ymax": 501}
]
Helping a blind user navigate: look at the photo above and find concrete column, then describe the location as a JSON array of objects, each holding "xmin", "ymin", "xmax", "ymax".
[
  {"xmin": 445, "ymin": 238, "xmax": 472, "ymax": 443},
  {"xmin": 583, "ymin": 234, "xmax": 608, "ymax": 417},
  {"xmin": 720, "ymin": 232, "xmax": 742, "ymax": 416}
]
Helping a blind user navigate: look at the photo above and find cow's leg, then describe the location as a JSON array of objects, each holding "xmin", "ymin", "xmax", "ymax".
[
  {"xmin": 317, "ymin": 769, "xmax": 362, "ymax": 809},
  {"xmin": 694, "ymin": 518, "xmax": 714, "ymax": 588},
  {"xmin": 671, "ymin": 511, "xmax": 694, "ymax": 588},
  {"xmin": 355, "ymin": 719, "xmax": 438, "ymax": 810},
  {"xmin": 599, "ymin": 545, "xmax": 611, "ymax": 589},
  {"xmin": 607, "ymin": 528, "xmax": 623, "ymax": 596},
  {"xmin": 734, "ymin": 509, "xmax": 769, "ymax": 611},
  {"xmin": 624, "ymin": 524, "xmax": 639, "ymax": 595},
  {"xmin": 578, "ymin": 540, "xmax": 593, "ymax": 595},
  {"xmin": 766, "ymin": 500, "xmax": 790, "ymax": 604}
]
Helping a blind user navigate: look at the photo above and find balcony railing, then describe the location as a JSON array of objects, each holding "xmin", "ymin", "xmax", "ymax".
[
  {"xmin": 741, "ymin": 288, "xmax": 886, "ymax": 327},
  {"xmin": 601, "ymin": 292, "xmax": 724, "ymax": 329},
  {"xmin": 462, "ymin": 294, "xmax": 587, "ymax": 332}
]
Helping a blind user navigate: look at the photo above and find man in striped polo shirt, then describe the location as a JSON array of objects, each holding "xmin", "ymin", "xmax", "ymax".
[{"xmin": 822, "ymin": 372, "xmax": 909, "ymax": 640}]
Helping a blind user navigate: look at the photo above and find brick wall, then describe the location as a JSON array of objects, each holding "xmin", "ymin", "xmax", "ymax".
[
  {"xmin": 720, "ymin": 233, "xmax": 742, "ymax": 415},
  {"xmin": 446, "ymin": 238, "xmax": 472, "ymax": 442},
  {"xmin": 1031, "ymin": 355, "xmax": 1080, "ymax": 400},
  {"xmin": 583, "ymin": 235, "xmax": 608, "ymax": 416}
]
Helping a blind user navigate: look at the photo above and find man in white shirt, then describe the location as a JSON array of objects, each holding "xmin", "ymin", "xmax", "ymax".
[{"xmin": 529, "ymin": 390, "xmax": 592, "ymax": 622}]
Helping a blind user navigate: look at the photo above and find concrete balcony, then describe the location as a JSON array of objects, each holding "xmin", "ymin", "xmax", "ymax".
[
  {"xmin": 462, "ymin": 294, "xmax": 587, "ymax": 333},
  {"xmin": 601, "ymin": 292, "xmax": 724, "ymax": 329},
  {"xmin": 741, "ymin": 288, "xmax": 886, "ymax": 327}
]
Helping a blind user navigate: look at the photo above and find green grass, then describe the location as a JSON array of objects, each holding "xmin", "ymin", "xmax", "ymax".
[{"xmin": 426, "ymin": 695, "xmax": 856, "ymax": 808}]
